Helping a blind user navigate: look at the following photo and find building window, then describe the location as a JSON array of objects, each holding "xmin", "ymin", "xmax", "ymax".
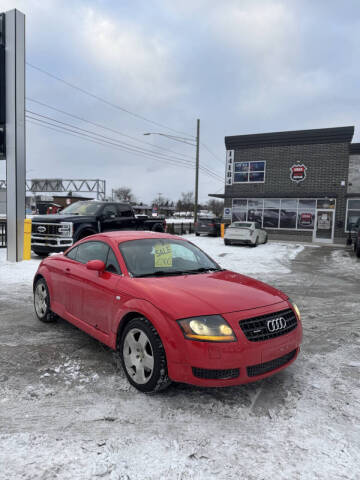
[
  {"xmin": 233, "ymin": 161, "xmax": 265, "ymax": 183},
  {"xmin": 346, "ymin": 199, "xmax": 360, "ymax": 231},
  {"xmin": 280, "ymin": 199, "xmax": 297, "ymax": 229},
  {"xmin": 232, "ymin": 197, "xmax": 322, "ymax": 231}
]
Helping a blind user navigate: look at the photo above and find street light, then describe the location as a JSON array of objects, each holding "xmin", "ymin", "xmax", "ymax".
[{"xmin": 144, "ymin": 119, "xmax": 200, "ymax": 222}]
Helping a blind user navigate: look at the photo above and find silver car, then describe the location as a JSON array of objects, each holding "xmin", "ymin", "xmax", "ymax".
[{"xmin": 224, "ymin": 221, "xmax": 268, "ymax": 247}]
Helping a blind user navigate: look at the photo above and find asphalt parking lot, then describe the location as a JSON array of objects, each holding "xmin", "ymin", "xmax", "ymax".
[{"xmin": 0, "ymin": 242, "xmax": 359, "ymax": 479}]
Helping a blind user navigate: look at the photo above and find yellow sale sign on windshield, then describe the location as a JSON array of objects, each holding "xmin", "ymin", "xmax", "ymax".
[{"xmin": 154, "ymin": 244, "xmax": 173, "ymax": 268}]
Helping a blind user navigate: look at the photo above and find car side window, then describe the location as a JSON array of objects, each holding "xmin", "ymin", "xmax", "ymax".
[
  {"xmin": 106, "ymin": 248, "xmax": 122, "ymax": 274},
  {"xmin": 103, "ymin": 205, "xmax": 118, "ymax": 218},
  {"xmin": 77, "ymin": 241, "xmax": 109, "ymax": 264},
  {"xmin": 66, "ymin": 246, "xmax": 78, "ymax": 260},
  {"xmin": 255, "ymin": 222, "xmax": 261, "ymax": 229},
  {"xmin": 117, "ymin": 204, "xmax": 133, "ymax": 217}
]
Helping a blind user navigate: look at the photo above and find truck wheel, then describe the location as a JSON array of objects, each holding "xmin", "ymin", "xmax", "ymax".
[
  {"xmin": 75, "ymin": 229, "xmax": 96, "ymax": 241},
  {"xmin": 32, "ymin": 249, "xmax": 48, "ymax": 258},
  {"xmin": 120, "ymin": 317, "xmax": 171, "ymax": 393},
  {"xmin": 152, "ymin": 224, "xmax": 164, "ymax": 233}
]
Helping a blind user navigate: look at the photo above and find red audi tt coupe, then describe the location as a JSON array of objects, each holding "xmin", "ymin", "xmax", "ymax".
[{"xmin": 33, "ymin": 231, "xmax": 302, "ymax": 392}]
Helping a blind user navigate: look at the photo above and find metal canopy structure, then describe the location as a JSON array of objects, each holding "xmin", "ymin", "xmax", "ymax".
[{"xmin": 0, "ymin": 178, "xmax": 106, "ymax": 200}]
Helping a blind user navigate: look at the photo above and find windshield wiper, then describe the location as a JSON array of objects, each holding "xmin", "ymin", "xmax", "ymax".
[
  {"xmin": 134, "ymin": 267, "xmax": 223, "ymax": 278},
  {"xmin": 180, "ymin": 267, "xmax": 223, "ymax": 274},
  {"xmin": 134, "ymin": 270, "xmax": 187, "ymax": 278}
]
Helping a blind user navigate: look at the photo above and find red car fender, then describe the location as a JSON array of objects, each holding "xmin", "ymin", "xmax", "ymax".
[
  {"xmin": 34, "ymin": 264, "xmax": 53, "ymax": 297},
  {"xmin": 111, "ymin": 298, "xmax": 185, "ymax": 364}
]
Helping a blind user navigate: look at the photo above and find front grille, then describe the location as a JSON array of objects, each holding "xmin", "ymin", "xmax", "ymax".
[
  {"xmin": 247, "ymin": 349, "xmax": 297, "ymax": 377},
  {"xmin": 239, "ymin": 308, "xmax": 297, "ymax": 342},
  {"xmin": 32, "ymin": 223, "xmax": 60, "ymax": 236},
  {"xmin": 192, "ymin": 367, "xmax": 239, "ymax": 380}
]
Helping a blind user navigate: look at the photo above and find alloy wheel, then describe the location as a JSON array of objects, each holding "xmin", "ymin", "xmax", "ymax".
[
  {"xmin": 123, "ymin": 328, "xmax": 155, "ymax": 385},
  {"xmin": 34, "ymin": 282, "xmax": 48, "ymax": 318}
]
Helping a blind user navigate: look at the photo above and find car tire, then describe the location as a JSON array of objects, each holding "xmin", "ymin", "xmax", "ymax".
[
  {"xmin": 33, "ymin": 278, "xmax": 56, "ymax": 323},
  {"xmin": 224, "ymin": 239, "xmax": 230, "ymax": 245},
  {"xmin": 252, "ymin": 237, "xmax": 259, "ymax": 248},
  {"xmin": 152, "ymin": 223, "xmax": 164, "ymax": 233},
  {"xmin": 120, "ymin": 317, "xmax": 171, "ymax": 393},
  {"xmin": 195, "ymin": 233, "xmax": 200, "ymax": 236}
]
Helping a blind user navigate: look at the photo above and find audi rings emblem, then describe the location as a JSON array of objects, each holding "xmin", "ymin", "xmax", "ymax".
[{"xmin": 267, "ymin": 317, "xmax": 287, "ymax": 332}]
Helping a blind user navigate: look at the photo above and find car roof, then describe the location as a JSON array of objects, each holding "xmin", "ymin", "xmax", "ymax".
[{"xmin": 82, "ymin": 230, "xmax": 181, "ymax": 244}]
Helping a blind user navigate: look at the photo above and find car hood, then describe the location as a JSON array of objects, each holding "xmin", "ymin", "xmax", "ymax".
[
  {"xmin": 131, "ymin": 270, "xmax": 287, "ymax": 319},
  {"xmin": 32, "ymin": 214, "xmax": 95, "ymax": 223}
]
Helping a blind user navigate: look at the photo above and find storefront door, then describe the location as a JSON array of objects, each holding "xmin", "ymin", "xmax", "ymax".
[{"xmin": 313, "ymin": 209, "xmax": 335, "ymax": 243}]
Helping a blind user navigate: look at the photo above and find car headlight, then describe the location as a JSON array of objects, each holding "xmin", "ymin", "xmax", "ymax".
[
  {"xmin": 288, "ymin": 298, "xmax": 301, "ymax": 321},
  {"xmin": 177, "ymin": 315, "xmax": 236, "ymax": 342},
  {"xmin": 58, "ymin": 222, "xmax": 73, "ymax": 237}
]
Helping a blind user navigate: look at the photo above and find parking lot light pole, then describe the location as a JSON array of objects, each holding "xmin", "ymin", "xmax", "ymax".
[{"xmin": 144, "ymin": 120, "xmax": 200, "ymax": 221}]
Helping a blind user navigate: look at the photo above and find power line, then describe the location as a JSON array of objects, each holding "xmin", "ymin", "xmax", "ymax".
[
  {"xmin": 26, "ymin": 97, "xmax": 196, "ymax": 161},
  {"xmin": 26, "ymin": 97, "xmax": 224, "ymax": 177},
  {"xmin": 201, "ymin": 142, "xmax": 224, "ymax": 166},
  {"xmin": 26, "ymin": 62, "xmax": 195, "ymax": 139},
  {"xmin": 26, "ymin": 109, "xmax": 224, "ymax": 181},
  {"xmin": 26, "ymin": 109, "xmax": 197, "ymax": 166},
  {"xmin": 26, "ymin": 115, "xmax": 224, "ymax": 183},
  {"xmin": 27, "ymin": 117, "xmax": 199, "ymax": 174}
]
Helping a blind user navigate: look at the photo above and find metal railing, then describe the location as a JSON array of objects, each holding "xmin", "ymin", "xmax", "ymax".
[{"xmin": 0, "ymin": 219, "xmax": 6, "ymax": 248}]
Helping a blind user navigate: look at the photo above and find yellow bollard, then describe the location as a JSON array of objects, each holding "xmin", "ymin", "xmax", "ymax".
[
  {"xmin": 23, "ymin": 218, "xmax": 32, "ymax": 260},
  {"xmin": 221, "ymin": 223, "xmax": 225, "ymax": 238}
]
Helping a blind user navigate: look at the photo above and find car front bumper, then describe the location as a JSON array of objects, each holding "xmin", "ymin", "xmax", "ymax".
[
  {"xmin": 166, "ymin": 301, "xmax": 302, "ymax": 387},
  {"xmin": 31, "ymin": 235, "xmax": 73, "ymax": 253}
]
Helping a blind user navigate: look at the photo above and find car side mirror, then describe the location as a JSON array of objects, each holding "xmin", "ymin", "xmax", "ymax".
[{"xmin": 86, "ymin": 260, "xmax": 105, "ymax": 272}]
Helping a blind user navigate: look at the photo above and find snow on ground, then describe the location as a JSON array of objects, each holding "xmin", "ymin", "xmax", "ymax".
[
  {"xmin": 0, "ymin": 249, "xmax": 40, "ymax": 285},
  {"xmin": 166, "ymin": 218, "xmax": 194, "ymax": 223},
  {"xmin": 184, "ymin": 234, "xmax": 304, "ymax": 275},
  {"xmin": 0, "ymin": 240, "xmax": 359, "ymax": 480}
]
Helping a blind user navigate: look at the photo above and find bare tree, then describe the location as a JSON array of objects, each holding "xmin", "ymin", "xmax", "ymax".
[
  {"xmin": 113, "ymin": 187, "xmax": 136, "ymax": 204},
  {"xmin": 176, "ymin": 191, "xmax": 194, "ymax": 212},
  {"xmin": 207, "ymin": 199, "xmax": 224, "ymax": 217},
  {"xmin": 152, "ymin": 194, "xmax": 170, "ymax": 207}
]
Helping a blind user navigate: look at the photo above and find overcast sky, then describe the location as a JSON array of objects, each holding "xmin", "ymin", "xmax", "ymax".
[{"xmin": 1, "ymin": 0, "xmax": 360, "ymax": 204}]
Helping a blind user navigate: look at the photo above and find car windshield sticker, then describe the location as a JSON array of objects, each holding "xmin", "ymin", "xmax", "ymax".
[{"xmin": 154, "ymin": 243, "xmax": 173, "ymax": 268}]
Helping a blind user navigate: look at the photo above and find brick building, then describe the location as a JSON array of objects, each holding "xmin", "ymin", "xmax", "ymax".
[{"xmin": 210, "ymin": 126, "xmax": 360, "ymax": 244}]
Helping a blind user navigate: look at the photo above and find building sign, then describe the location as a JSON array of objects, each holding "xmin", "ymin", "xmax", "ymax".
[
  {"xmin": 223, "ymin": 207, "xmax": 232, "ymax": 219},
  {"xmin": 225, "ymin": 150, "xmax": 234, "ymax": 185},
  {"xmin": 290, "ymin": 164, "xmax": 307, "ymax": 183}
]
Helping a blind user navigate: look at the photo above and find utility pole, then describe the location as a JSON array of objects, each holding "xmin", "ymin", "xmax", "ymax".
[{"xmin": 194, "ymin": 118, "xmax": 200, "ymax": 223}]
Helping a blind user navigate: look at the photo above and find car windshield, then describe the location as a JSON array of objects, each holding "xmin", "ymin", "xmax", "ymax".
[
  {"xmin": 119, "ymin": 238, "xmax": 221, "ymax": 277},
  {"xmin": 230, "ymin": 222, "xmax": 253, "ymax": 228},
  {"xmin": 59, "ymin": 202, "xmax": 102, "ymax": 216}
]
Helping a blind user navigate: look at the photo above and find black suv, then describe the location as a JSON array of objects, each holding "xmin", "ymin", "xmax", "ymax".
[
  {"xmin": 195, "ymin": 217, "xmax": 222, "ymax": 237},
  {"xmin": 31, "ymin": 201, "xmax": 166, "ymax": 256}
]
